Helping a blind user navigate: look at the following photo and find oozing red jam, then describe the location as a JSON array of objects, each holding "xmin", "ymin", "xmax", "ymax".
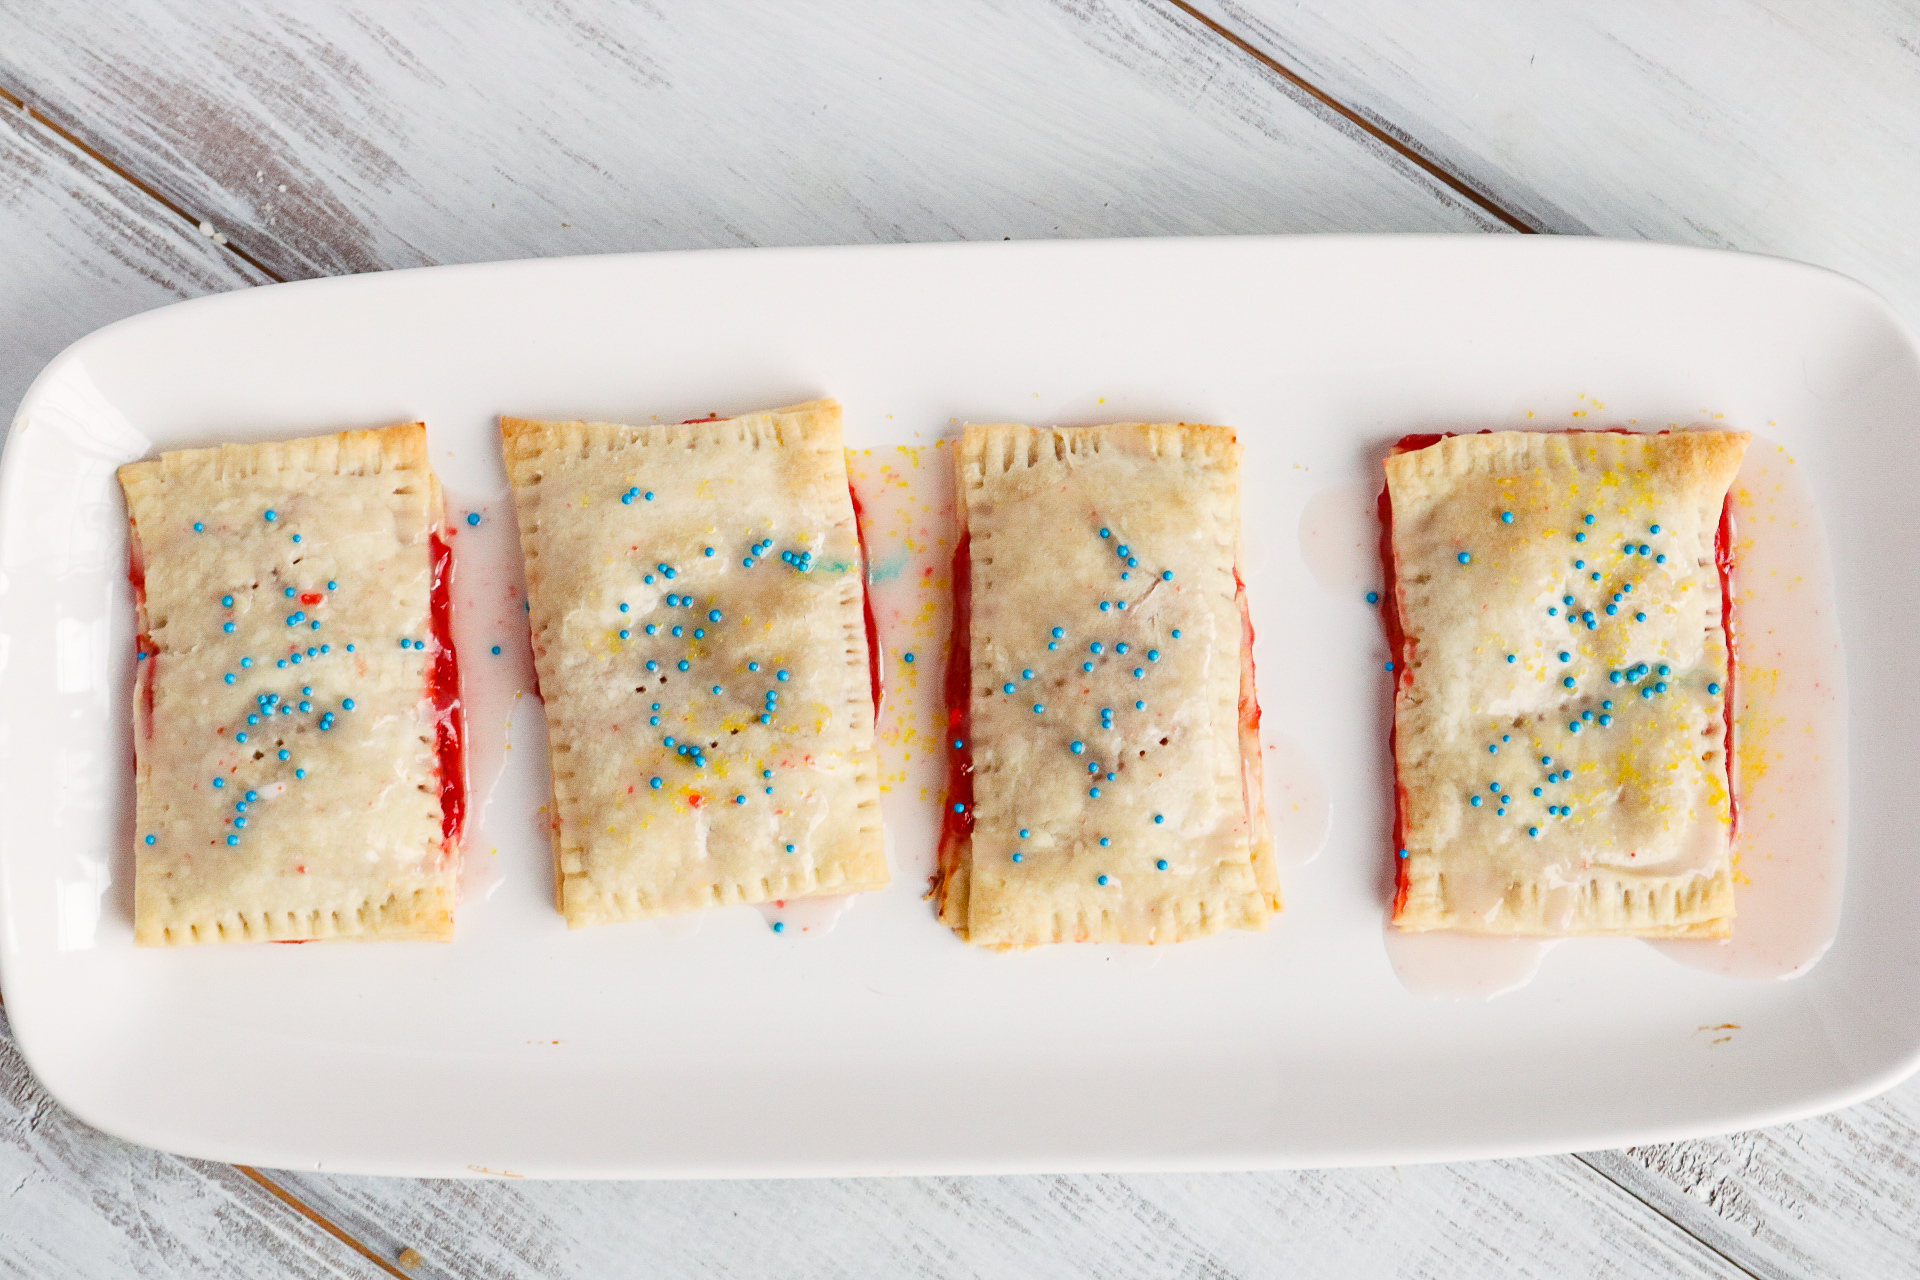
[
  {"xmin": 429, "ymin": 530, "xmax": 467, "ymax": 856},
  {"xmin": 1378, "ymin": 431, "xmax": 1740, "ymax": 915},
  {"xmin": 848, "ymin": 486, "xmax": 884, "ymax": 717},
  {"xmin": 935, "ymin": 534, "xmax": 974, "ymax": 901}
]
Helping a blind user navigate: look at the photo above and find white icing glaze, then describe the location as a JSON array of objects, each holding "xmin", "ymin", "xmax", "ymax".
[{"xmin": 443, "ymin": 488, "xmax": 535, "ymax": 905}]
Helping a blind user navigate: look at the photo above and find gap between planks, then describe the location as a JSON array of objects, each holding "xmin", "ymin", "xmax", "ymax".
[
  {"xmin": 237, "ymin": 1166, "xmax": 416, "ymax": 1279},
  {"xmin": 0, "ymin": 78, "xmax": 288, "ymax": 283},
  {"xmin": 1158, "ymin": 0, "xmax": 1540, "ymax": 234}
]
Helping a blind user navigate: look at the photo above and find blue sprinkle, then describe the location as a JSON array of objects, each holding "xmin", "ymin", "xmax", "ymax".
[
  {"xmin": 235, "ymin": 732, "xmax": 248, "ymax": 743},
  {"xmin": 1156, "ymin": 859, "xmax": 1169, "ymax": 870},
  {"xmin": 650, "ymin": 777, "xmax": 664, "ymax": 791},
  {"xmin": 1640, "ymin": 545, "xmax": 1652, "ymax": 555},
  {"xmin": 1071, "ymin": 741, "xmax": 1085, "ymax": 754},
  {"xmin": 310, "ymin": 621, "xmax": 321, "ymax": 631},
  {"xmin": 1091, "ymin": 643, "xmax": 1104, "ymax": 655},
  {"xmin": 1162, "ymin": 570, "xmax": 1174, "ymax": 581},
  {"xmin": 299, "ymin": 701, "xmax": 311, "ymax": 712},
  {"xmin": 1133, "ymin": 668, "xmax": 1144, "ymax": 678},
  {"xmin": 678, "ymin": 660, "xmax": 690, "ymax": 671},
  {"xmin": 1032, "ymin": 704, "xmax": 1044, "ymax": 714},
  {"xmin": 1529, "ymin": 827, "xmax": 1540, "ymax": 837},
  {"xmin": 1562, "ymin": 677, "xmax": 1575, "ymax": 689},
  {"xmin": 1021, "ymin": 668, "xmax": 1035, "ymax": 679},
  {"xmin": 1655, "ymin": 554, "xmax": 1667, "ymax": 564},
  {"xmin": 491, "ymin": 645, "xmax": 502, "ymax": 655},
  {"xmin": 735, "ymin": 795, "xmax": 747, "ymax": 805},
  {"xmin": 772, "ymin": 921, "xmax": 786, "ymax": 933},
  {"xmin": 1636, "ymin": 612, "xmax": 1648, "ymax": 622},
  {"xmin": 1100, "ymin": 602, "xmax": 1111, "ymax": 612},
  {"xmin": 1365, "ymin": 591, "xmax": 1379, "ymax": 604},
  {"xmin": 1117, "ymin": 546, "xmax": 1130, "ymax": 557},
  {"xmin": 194, "ymin": 522, "xmax": 205, "ymax": 532},
  {"xmin": 1654, "ymin": 681, "xmax": 1669, "ymax": 693},
  {"xmin": 277, "ymin": 659, "xmax": 288, "ymax": 668},
  {"xmin": 345, "ymin": 644, "xmax": 354, "ymax": 652},
  {"xmin": 1116, "ymin": 643, "xmax": 1129, "ymax": 655},
  {"xmin": 1532, "ymin": 787, "xmax": 1543, "ymax": 797},
  {"xmin": 1507, "ymin": 654, "xmax": 1516, "ymax": 663},
  {"xmin": 786, "ymin": 843, "xmax": 796, "ymax": 852},
  {"xmin": 1135, "ymin": 700, "xmax": 1145, "ymax": 710},
  {"xmin": 777, "ymin": 670, "xmax": 790, "ymax": 681},
  {"xmin": 649, "ymin": 716, "xmax": 660, "ymax": 726},
  {"xmin": 1548, "ymin": 607, "xmax": 1559, "ymax": 616},
  {"xmin": 1097, "ymin": 874, "xmax": 1110, "ymax": 885},
  {"xmin": 743, "ymin": 558, "xmax": 755, "ymax": 568},
  {"xmin": 1606, "ymin": 604, "xmax": 1618, "ymax": 615},
  {"xmin": 1003, "ymin": 682, "xmax": 1016, "ymax": 694},
  {"xmin": 1575, "ymin": 560, "xmax": 1586, "ymax": 569},
  {"xmin": 1127, "ymin": 558, "xmax": 1138, "ymax": 568},
  {"xmin": 1624, "ymin": 543, "xmax": 1636, "ymax": 554},
  {"xmin": 263, "ymin": 510, "xmax": 277, "ymax": 522},
  {"xmin": 645, "ymin": 575, "xmax": 655, "ymax": 585},
  {"xmin": 1089, "ymin": 787, "xmax": 1100, "ymax": 797},
  {"xmin": 1487, "ymin": 744, "xmax": 1497, "ymax": 754},
  {"xmin": 644, "ymin": 492, "xmax": 654, "ymax": 501},
  {"xmin": 278, "ymin": 749, "xmax": 291, "ymax": 760},
  {"xmin": 227, "ymin": 835, "xmax": 240, "ymax": 846},
  {"xmin": 212, "ymin": 777, "xmax": 226, "ymax": 789},
  {"xmin": 1051, "ymin": 627, "xmax": 1066, "ymax": 639},
  {"xmin": 671, "ymin": 626, "xmax": 683, "ymax": 637},
  {"xmin": 1575, "ymin": 532, "xmax": 1587, "ymax": 542},
  {"xmin": 1398, "ymin": 849, "xmax": 1409, "ymax": 859},
  {"xmin": 1657, "ymin": 664, "xmax": 1671, "ymax": 676},
  {"xmin": 224, "ymin": 622, "xmax": 236, "ymax": 633},
  {"xmin": 1599, "ymin": 714, "xmax": 1613, "ymax": 726},
  {"xmin": 652, "ymin": 703, "xmax": 662, "ymax": 710},
  {"xmin": 646, "ymin": 661, "xmax": 659, "ymax": 672},
  {"xmin": 1602, "ymin": 700, "xmax": 1613, "ymax": 710},
  {"xmin": 1501, "ymin": 511, "xmax": 1514, "ymax": 523},
  {"xmin": 620, "ymin": 630, "xmax": 630, "ymax": 640},
  {"xmin": 1012, "ymin": 852, "xmax": 1025, "ymax": 863},
  {"xmin": 1490, "ymin": 783, "xmax": 1502, "ymax": 793},
  {"xmin": 1708, "ymin": 682, "xmax": 1722, "ymax": 695},
  {"xmin": 320, "ymin": 644, "xmax": 330, "ymax": 653},
  {"xmin": 224, "ymin": 672, "xmax": 237, "ymax": 684},
  {"xmin": 1083, "ymin": 662, "xmax": 1095, "ymax": 673},
  {"xmin": 1171, "ymin": 630, "xmax": 1181, "ymax": 639},
  {"xmin": 1457, "ymin": 552, "xmax": 1472, "ymax": 564},
  {"xmin": 622, "ymin": 493, "xmax": 634, "ymax": 504},
  {"xmin": 704, "ymin": 547, "xmax": 715, "ymax": 557},
  {"xmin": 1154, "ymin": 815, "xmax": 1164, "ymax": 825},
  {"xmin": 1558, "ymin": 651, "xmax": 1571, "ymax": 662},
  {"xmin": 712, "ymin": 685, "xmax": 723, "ymax": 695},
  {"xmin": 1569, "ymin": 721, "xmax": 1582, "ymax": 733},
  {"xmin": 1471, "ymin": 796, "xmax": 1483, "ymax": 807},
  {"xmin": 466, "ymin": 512, "xmax": 481, "ymax": 527},
  {"xmin": 1100, "ymin": 837, "xmax": 1112, "ymax": 847}
]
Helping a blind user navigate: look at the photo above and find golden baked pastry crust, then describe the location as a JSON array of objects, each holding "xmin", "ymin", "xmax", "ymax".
[
  {"xmin": 503, "ymin": 400, "xmax": 886, "ymax": 926},
  {"xmin": 939, "ymin": 422, "xmax": 1277, "ymax": 948},
  {"xmin": 119, "ymin": 423, "xmax": 455, "ymax": 945},
  {"xmin": 1385, "ymin": 430, "xmax": 1749, "ymax": 937}
]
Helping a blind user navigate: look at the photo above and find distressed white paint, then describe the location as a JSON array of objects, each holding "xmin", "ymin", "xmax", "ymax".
[
  {"xmin": 3, "ymin": 0, "xmax": 1920, "ymax": 1275},
  {"xmin": 1185, "ymin": 0, "xmax": 1920, "ymax": 326},
  {"xmin": 0, "ymin": 0, "xmax": 1495, "ymax": 285}
]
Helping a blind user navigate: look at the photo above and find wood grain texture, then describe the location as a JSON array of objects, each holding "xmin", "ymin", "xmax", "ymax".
[
  {"xmin": 1180, "ymin": 0, "xmax": 1920, "ymax": 324},
  {"xmin": 0, "ymin": 0, "xmax": 1497, "ymax": 284},
  {"xmin": 0, "ymin": 1010, "xmax": 375, "ymax": 1278},
  {"xmin": 0, "ymin": 96, "xmax": 266, "ymax": 417},
  {"xmin": 263, "ymin": 1154, "xmax": 1743, "ymax": 1280}
]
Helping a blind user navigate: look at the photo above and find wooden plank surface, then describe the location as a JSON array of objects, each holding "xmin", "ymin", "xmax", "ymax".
[
  {"xmin": 4, "ymin": 0, "xmax": 1920, "ymax": 1276},
  {"xmin": 258, "ymin": 1156, "xmax": 1756, "ymax": 1280},
  {"xmin": 0, "ymin": 0, "xmax": 1496, "ymax": 284},
  {"xmin": 1178, "ymin": 0, "xmax": 1920, "ymax": 323},
  {"xmin": 0, "ymin": 92, "xmax": 266, "ymax": 414}
]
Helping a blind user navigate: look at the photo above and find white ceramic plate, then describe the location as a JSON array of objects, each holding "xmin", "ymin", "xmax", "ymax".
[{"xmin": 3, "ymin": 236, "xmax": 1917, "ymax": 1178}]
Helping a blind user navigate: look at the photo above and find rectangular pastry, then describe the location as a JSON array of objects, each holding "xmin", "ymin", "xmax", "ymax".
[
  {"xmin": 502, "ymin": 399, "xmax": 887, "ymax": 926},
  {"xmin": 1382, "ymin": 429, "xmax": 1749, "ymax": 937},
  {"xmin": 120, "ymin": 423, "xmax": 462, "ymax": 945},
  {"xmin": 937, "ymin": 422, "xmax": 1278, "ymax": 947}
]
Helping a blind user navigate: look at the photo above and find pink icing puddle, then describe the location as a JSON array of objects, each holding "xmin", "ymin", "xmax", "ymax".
[
  {"xmin": 1367, "ymin": 435, "xmax": 1846, "ymax": 999},
  {"xmin": 1652, "ymin": 438, "xmax": 1847, "ymax": 979},
  {"xmin": 443, "ymin": 489, "xmax": 537, "ymax": 904},
  {"xmin": 755, "ymin": 894, "xmax": 860, "ymax": 937},
  {"xmin": 1382, "ymin": 928, "xmax": 1558, "ymax": 999}
]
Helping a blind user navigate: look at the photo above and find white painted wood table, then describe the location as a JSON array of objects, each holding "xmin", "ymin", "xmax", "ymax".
[{"xmin": 2, "ymin": 3, "xmax": 1917, "ymax": 1274}]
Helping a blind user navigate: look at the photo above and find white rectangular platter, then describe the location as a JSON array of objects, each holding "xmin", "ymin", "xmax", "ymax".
[{"xmin": 3, "ymin": 236, "xmax": 1917, "ymax": 1178}]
